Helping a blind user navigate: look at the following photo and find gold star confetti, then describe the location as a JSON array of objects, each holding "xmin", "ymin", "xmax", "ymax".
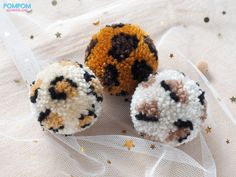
[
  {"xmin": 205, "ymin": 126, "xmax": 212, "ymax": 134},
  {"xmin": 80, "ymin": 146, "xmax": 85, "ymax": 153},
  {"xmin": 123, "ymin": 140, "xmax": 135, "ymax": 150},
  {"xmin": 121, "ymin": 129, "xmax": 127, "ymax": 134},
  {"xmin": 13, "ymin": 79, "xmax": 22, "ymax": 83},
  {"xmin": 169, "ymin": 53, "xmax": 174, "ymax": 58},
  {"xmin": 93, "ymin": 20, "xmax": 100, "ymax": 26},
  {"xmin": 230, "ymin": 96, "xmax": 236, "ymax": 103},
  {"xmin": 150, "ymin": 144, "xmax": 156, "ymax": 149},
  {"xmin": 55, "ymin": 32, "xmax": 62, "ymax": 38},
  {"xmin": 13, "ymin": 79, "xmax": 25, "ymax": 85},
  {"xmin": 51, "ymin": 0, "xmax": 57, "ymax": 6},
  {"xmin": 107, "ymin": 160, "xmax": 112, "ymax": 164},
  {"xmin": 226, "ymin": 139, "xmax": 230, "ymax": 144}
]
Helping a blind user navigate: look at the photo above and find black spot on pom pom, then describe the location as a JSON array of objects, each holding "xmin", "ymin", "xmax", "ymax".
[
  {"xmin": 30, "ymin": 80, "xmax": 35, "ymax": 86},
  {"xmin": 79, "ymin": 114, "xmax": 85, "ymax": 120},
  {"xmin": 49, "ymin": 125, "xmax": 64, "ymax": 133},
  {"xmin": 85, "ymin": 38, "xmax": 98, "ymax": 60},
  {"xmin": 81, "ymin": 123, "xmax": 91, "ymax": 128},
  {"xmin": 131, "ymin": 59, "xmax": 153, "ymax": 82},
  {"xmin": 198, "ymin": 91, "xmax": 205, "ymax": 105},
  {"xmin": 65, "ymin": 79, "xmax": 77, "ymax": 88},
  {"xmin": 160, "ymin": 80, "xmax": 180, "ymax": 102},
  {"xmin": 30, "ymin": 88, "xmax": 39, "ymax": 103},
  {"xmin": 49, "ymin": 77, "xmax": 77, "ymax": 100},
  {"xmin": 88, "ymin": 110, "xmax": 94, "ymax": 115},
  {"xmin": 135, "ymin": 113, "xmax": 159, "ymax": 122},
  {"xmin": 88, "ymin": 110, "xmax": 97, "ymax": 118},
  {"xmin": 160, "ymin": 80, "xmax": 171, "ymax": 91},
  {"xmin": 174, "ymin": 119, "xmax": 193, "ymax": 143},
  {"xmin": 108, "ymin": 33, "xmax": 139, "ymax": 62},
  {"xmin": 87, "ymin": 85, "xmax": 103, "ymax": 102},
  {"xmin": 48, "ymin": 87, "xmax": 67, "ymax": 100},
  {"xmin": 75, "ymin": 62, "xmax": 83, "ymax": 68},
  {"xmin": 144, "ymin": 36, "xmax": 158, "ymax": 60},
  {"xmin": 89, "ymin": 85, "xmax": 95, "ymax": 91},
  {"xmin": 103, "ymin": 64, "xmax": 119, "ymax": 87},
  {"xmin": 118, "ymin": 90, "xmax": 127, "ymax": 96},
  {"xmin": 174, "ymin": 119, "xmax": 193, "ymax": 130},
  {"xmin": 50, "ymin": 76, "xmax": 64, "ymax": 85},
  {"xmin": 106, "ymin": 23, "xmax": 125, "ymax": 28},
  {"xmin": 38, "ymin": 109, "xmax": 51, "ymax": 124},
  {"xmin": 96, "ymin": 96, "xmax": 103, "ymax": 102},
  {"xmin": 177, "ymin": 132, "xmax": 191, "ymax": 143},
  {"xmin": 84, "ymin": 71, "xmax": 95, "ymax": 82},
  {"xmin": 170, "ymin": 92, "xmax": 180, "ymax": 102}
]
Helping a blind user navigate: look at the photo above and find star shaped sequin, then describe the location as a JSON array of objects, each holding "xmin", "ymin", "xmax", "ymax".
[
  {"xmin": 93, "ymin": 20, "xmax": 100, "ymax": 26},
  {"xmin": 80, "ymin": 146, "xmax": 85, "ymax": 153},
  {"xmin": 230, "ymin": 96, "xmax": 236, "ymax": 103},
  {"xmin": 150, "ymin": 144, "xmax": 156, "ymax": 149},
  {"xmin": 123, "ymin": 140, "xmax": 135, "ymax": 150},
  {"xmin": 205, "ymin": 126, "xmax": 212, "ymax": 134},
  {"xmin": 13, "ymin": 79, "xmax": 23, "ymax": 84},
  {"xmin": 55, "ymin": 32, "xmax": 62, "ymax": 38},
  {"xmin": 226, "ymin": 139, "xmax": 230, "ymax": 144},
  {"xmin": 107, "ymin": 160, "xmax": 112, "ymax": 164}
]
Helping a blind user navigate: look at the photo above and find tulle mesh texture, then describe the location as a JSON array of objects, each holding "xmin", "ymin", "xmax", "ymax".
[{"xmin": 0, "ymin": 0, "xmax": 236, "ymax": 176}]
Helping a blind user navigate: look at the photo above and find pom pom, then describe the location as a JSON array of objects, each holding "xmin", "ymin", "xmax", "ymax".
[
  {"xmin": 29, "ymin": 60, "xmax": 103, "ymax": 135},
  {"xmin": 130, "ymin": 70, "xmax": 207, "ymax": 146},
  {"xmin": 85, "ymin": 23, "xmax": 158, "ymax": 96}
]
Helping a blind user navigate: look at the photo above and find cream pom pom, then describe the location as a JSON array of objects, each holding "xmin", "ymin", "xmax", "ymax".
[
  {"xmin": 130, "ymin": 70, "xmax": 207, "ymax": 146},
  {"xmin": 30, "ymin": 60, "xmax": 103, "ymax": 135}
]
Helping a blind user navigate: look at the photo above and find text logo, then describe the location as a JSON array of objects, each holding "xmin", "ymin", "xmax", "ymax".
[{"xmin": 3, "ymin": 3, "xmax": 32, "ymax": 12}]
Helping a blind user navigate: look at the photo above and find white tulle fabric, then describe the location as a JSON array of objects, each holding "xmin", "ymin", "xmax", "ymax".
[{"xmin": 0, "ymin": 1, "xmax": 235, "ymax": 176}]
